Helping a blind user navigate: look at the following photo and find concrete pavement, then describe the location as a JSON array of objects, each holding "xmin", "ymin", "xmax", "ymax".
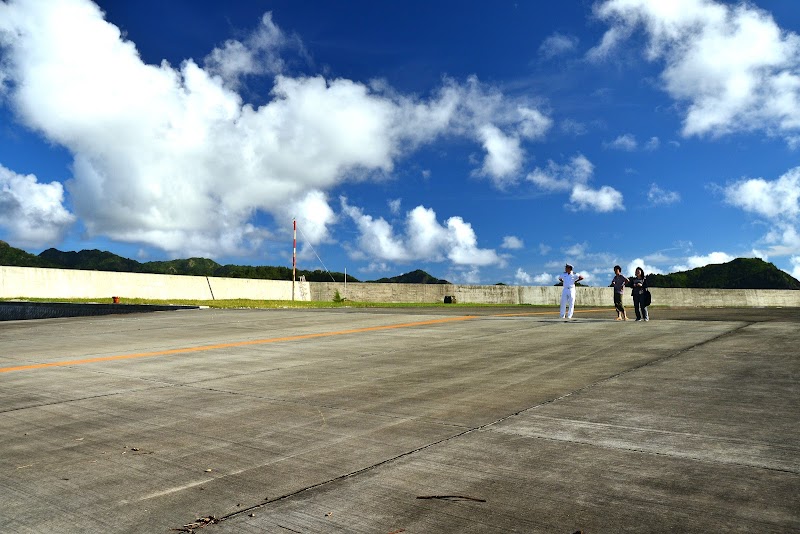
[{"xmin": 0, "ymin": 306, "xmax": 798, "ymax": 533}]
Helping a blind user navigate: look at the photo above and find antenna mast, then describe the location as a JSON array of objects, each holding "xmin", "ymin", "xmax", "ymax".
[{"xmin": 292, "ymin": 218, "xmax": 296, "ymax": 301}]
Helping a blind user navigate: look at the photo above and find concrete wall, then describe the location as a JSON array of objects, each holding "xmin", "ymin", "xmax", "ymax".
[
  {"xmin": 2, "ymin": 266, "xmax": 799, "ymax": 307},
  {"xmin": 304, "ymin": 281, "xmax": 800, "ymax": 307},
  {"xmin": 0, "ymin": 266, "xmax": 309, "ymax": 301}
]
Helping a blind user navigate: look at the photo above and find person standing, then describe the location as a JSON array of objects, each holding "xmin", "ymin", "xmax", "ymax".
[
  {"xmin": 610, "ymin": 265, "xmax": 629, "ymax": 321},
  {"xmin": 558, "ymin": 263, "xmax": 584, "ymax": 319},
  {"xmin": 631, "ymin": 266, "xmax": 649, "ymax": 321}
]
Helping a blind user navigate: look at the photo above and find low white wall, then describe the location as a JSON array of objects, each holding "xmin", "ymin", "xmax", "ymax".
[
  {"xmin": 2, "ymin": 266, "xmax": 799, "ymax": 307},
  {"xmin": 0, "ymin": 266, "xmax": 308, "ymax": 301}
]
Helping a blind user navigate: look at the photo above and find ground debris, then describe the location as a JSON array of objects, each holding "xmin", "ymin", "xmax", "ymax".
[
  {"xmin": 170, "ymin": 515, "xmax": 218, "ymax": 533},
  {"xmin": 416, "ymin": 495, "xmax": 486, "ymax": 502}
]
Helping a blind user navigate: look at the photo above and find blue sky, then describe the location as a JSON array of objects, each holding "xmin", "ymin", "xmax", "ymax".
[{"xmin": 1, "ymin": 0, "xmax": 799, "ymax": 285}]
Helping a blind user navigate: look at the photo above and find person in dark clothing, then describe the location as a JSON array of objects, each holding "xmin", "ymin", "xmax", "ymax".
[
  {"xmin": 631, "ymin": 266, "xmax": 649, "ymax": 321},
  {"xmin": 610, "ymin": 265, "xmax": 629, "ymax": 321}
]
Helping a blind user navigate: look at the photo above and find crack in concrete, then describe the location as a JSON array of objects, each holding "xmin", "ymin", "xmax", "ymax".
[{"xmin": 200, "ymin": 321, "xmax": 757, "ymax": 528}]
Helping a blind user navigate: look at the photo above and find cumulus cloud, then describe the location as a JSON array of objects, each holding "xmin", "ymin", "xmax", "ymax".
[
  {"xmin": 569, "ymin": 184, "xmax": 624, "ymax": 212},
  {"xmin": 0, "ymin": 165, "xmax": 76, "ymax": 247},
  {"xmin": 763, "ymin": 224, "xmax": 800, "ymax": 256},
  {"xmin": 723, "ymin": 167, "xmax": 800, "ymax": 257},
  {"xmin": 388, "ymin": 198, "xmax": 402, "ymax": 215},
  {"xmin": 0, "ymin": 0, "xmax": 549, "ymax": 258},
  {"xmin": 648, "ymin": 183, "xmax": 681, "ymax": 205},
  {"xmin": 475, "ymin": 124, "xmax": 524, "ymax": 187},
  {"xmin": 724, "ymin": 167, "xmax": 800, "ymax": 219},
  {"xmin": 539, "ymin": 32, "xmax": 579, "ymax": 60},
  {"xmin": 501, "ymin": 235, "xmax": 524, "ymax": 249},
  {"xmin": 514, "ymin": 268, "xmax": 554, "ymax": 285},
  {"xmin": 203, "ymin": 12, "xmax": 303, "ymax": 87},
  {"xmin": 527, "ymin": 154, "xmax": 594, "ymax": 192},
  {"xmin": 591, "ymin": 0, "xmax": 800, "ymax": 142},
  {"xmin": 672, "ymin": 251, "xmax": 735, "ymax": 272},
  {"xmin": 564, "ymin": 242, "xmax": 588, "ymax": 258},
  {"xmin": 340, "ymin": 198, "xmax": 502, "ymax": 267},
  {"xmin": 790, "ymin": 256, "xmax": 800, "ymax": 280},
  {"xmin": 625, "ymin": 258, "xmax": 662, "ymax": 276},
  {"xmin": 605, "ymin": 133, "xmax": 637, "ymax": 151},
  {"xmin": 514, "ymin": 267, "xmax": 532, "ymax": 284},
  {"xmin": 527, "ymin": 153, "xmax": 624, "ymax": 212}
]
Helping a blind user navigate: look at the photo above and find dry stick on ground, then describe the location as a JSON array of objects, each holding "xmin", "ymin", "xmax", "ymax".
[{"xmin": 416, "ymin": 495, "xmax": 487, "ymax": 502}]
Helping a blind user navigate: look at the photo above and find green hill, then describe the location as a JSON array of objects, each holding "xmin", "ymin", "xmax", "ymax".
[
  {"xmin": 5, "ymin": 243, "xmax": 796, "ymax": 289},
  {"xmin": 1, "ymin": 243, "xmax": 360, "ymax": 282},
  {"xmin": 39, "ymin": 248, "xmax": 143, "ymax": 273},
  {"xmin": 647, "ymin": 258, "xmax": 800, "ymax": 289},
  {"xmin": 0, "ymin": 241, "xmax": 59, "ymax": 268},
  {"xmin": 371, "ymin": 269, "xmax": 450, "ymax": 284}
]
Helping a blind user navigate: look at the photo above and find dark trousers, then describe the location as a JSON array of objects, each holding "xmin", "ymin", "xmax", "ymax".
[
  {"xmin": 633, "ymin": 293, "xmax": 648, "ymax": 320},
  {"xmin": 614, "ymin": 292, "xmax": 624, "ymax": 315}
]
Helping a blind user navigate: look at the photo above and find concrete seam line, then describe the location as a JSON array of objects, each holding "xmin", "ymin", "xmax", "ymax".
[
  {"xmin": 485, "ymin": 321, "xmax": 754, "ymax": 423},
  {"xmin": 0, "ymin": 315, "xmax": 480, "ymax": 374},
  {"xmin": 196, "ymin": 322, "xmax": 752, "ymax": 527}
]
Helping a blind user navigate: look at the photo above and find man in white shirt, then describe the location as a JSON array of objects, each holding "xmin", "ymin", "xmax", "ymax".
[{"xmin": 558, "ymin": 263, "xmax": 584, "ymax": 319}]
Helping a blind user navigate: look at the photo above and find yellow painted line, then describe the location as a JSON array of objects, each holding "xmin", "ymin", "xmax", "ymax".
[
  {"xmin": 0, "ymin": 315, "xmax": 479, "ymax": 374},
  {"xmin": 491, "ymin": 308, "xmax": 607, "ymax": 317},
  {"xmin": 0, "ymin": 308, "xmax": 609, "ymax": 374}
]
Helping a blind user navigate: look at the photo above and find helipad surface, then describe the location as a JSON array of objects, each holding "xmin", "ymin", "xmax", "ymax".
[{"xmin": 1, "ymin": 306, "xmax": 798, "ymax": 533}]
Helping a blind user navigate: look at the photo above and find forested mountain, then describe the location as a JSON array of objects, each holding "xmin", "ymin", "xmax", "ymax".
[
  {"xmin": 370, "ymin": 269, "xmax": 450, "ymax": 284},
  {"xmin": 0, "ymin": 241, "xmax": 59, "ymax": 268},
  {"xmin": 3, "ymin": 242, "xmax": 798, "ymax": 288},
  {"xmin": 4, "ymin": 243, "xmax": 358, "ymax": 282},
  {"xmin": 646, "ymin": 258, "xmax": 800, "ymax": 289}
]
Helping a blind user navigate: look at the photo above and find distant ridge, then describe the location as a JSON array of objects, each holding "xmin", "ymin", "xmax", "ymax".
[
  {"xmin": 370, "ymin": 269, "xmax": 450, "ymax": 284},
  {"xmin": 3, "ymin": 243, "xmax": 452, "ymax": 284},
  {"xmin": 2, "ymin": 242, "xmax": 798, "ymax": 288},
  {"xmin": 646, "ymin": 258, "xmax": 800, "ymax": 290}
]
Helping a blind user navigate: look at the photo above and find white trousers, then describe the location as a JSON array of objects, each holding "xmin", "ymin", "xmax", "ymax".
[{"xmin": 560, "ymin": 287, "xmax": 576, "ymax": 318}]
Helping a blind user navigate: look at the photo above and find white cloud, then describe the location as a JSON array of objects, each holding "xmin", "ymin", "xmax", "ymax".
[
  {"xmin": 645, "ymin": 136, "xmax": 660, "ymax": 150},
  {"xmin": 672, "ymin": 251, "xmax": 735, "ymax": 272},
  {"xmin": 515, "ymin": 268, "xmax": 532, "ymax": 284},
  {"xmin": 475, "ymin": 124, "xmax": 524, "ymax": 188},
  {"xmin": 606, "ymin": 133, "xmax": 637, "ymax": 151},
  {"xmin": 0, "ymin": 165, "xmax": 76, "ymax": 247},
  {"xmin": 569, "ymin": 184, "xmax": 625, "ymax": 212},
  {"xmin": 790, "ymin": 256, "xmax": 800, "ymax": 280},
  {"xmin": 724, "ymin": 167, "xmax": 800, "ymax": 219},
  {"xmin": 560, "ymin": 118, "xmax": 588, "ymax": 136},
  {"xmin": 340, "ymin": 198, "xmax": 502, "ymax": 267},
  {"xmin": 501, "ymin": 235, "xmax": 524, "ymax": 249},
  {"xmin": 203, "ymin": 12, "xmax": 300, "ymax": 86},
  {"xmin": 527, "ymin": 153, "xmax": 593, "ymax": 192},
  {"xmin": 459, "ymin": 268, "xmax": 482, "ymax": 285},
  {"xmin": 539, "ymin": 32, "xmax": 579, "ymax": 60},
  {"xmin": 388, "ymin": 198, "xmax": 402, "ymax": 215},
  {"xmin": 0, "ymin": 0, "xmax": 549, "ymax": 259},
  {"xmin": 286, "ymin": 190, "xmax": 337, "ymax": 246},
  {"xmin": 648, "ymin": 183, "xmax": 681, "ymax": 205},
  {"xmin": 763, "ymin": 224, "xmax": 800, "ymax": 256},
  {"xmin": 517, "ymin": 108, "xmax": 551, "ymax": 140},
  {"xmin": 512, "ymin": 268, "xmax": 552, "ymax": 285},
  {"xmin": 527, "ymin": 153, "xmax": 624, "ymax": 212},
  {"xmin": 625, "ymin": 258, "xmax": 663, "ymax": 276},
  {"xmin": 564, "ymin": 242, "xmax": 588, "ymax": 258},
  {"xmin": 592, "ymin": 0, "xmax": 800, "ymax": 142}
]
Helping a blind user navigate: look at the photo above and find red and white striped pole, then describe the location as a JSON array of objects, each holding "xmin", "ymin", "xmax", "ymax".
[{"xmin": 292, "ymin": 218, "xmax": 296, "ymax": 301}]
